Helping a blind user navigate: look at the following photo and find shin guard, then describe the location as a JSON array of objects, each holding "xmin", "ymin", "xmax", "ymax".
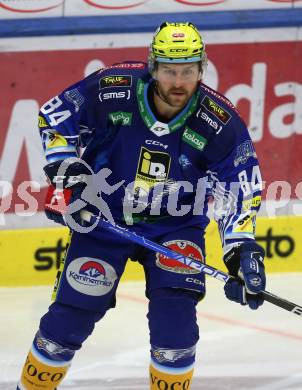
[
  {"xmin": 17, "ymin": 331, "xmax": 74, "ymax": 390},
  {"xmin": 150, "ymin": 361, "xmax": 194, "ymax": 390}
]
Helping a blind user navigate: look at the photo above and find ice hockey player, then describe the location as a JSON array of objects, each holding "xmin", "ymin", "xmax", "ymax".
[{"xmin": 17, "ymin": 22, "xmax": 266, "ymax": 390}]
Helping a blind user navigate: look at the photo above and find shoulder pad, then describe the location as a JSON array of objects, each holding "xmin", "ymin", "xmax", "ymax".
[
  {"xmin": 96, "ymin": 62, "xmax": 148, "ymax": 90},
  {"xmin": 199, "ymin": 83, "xmax": 242, "ymax": 123}
]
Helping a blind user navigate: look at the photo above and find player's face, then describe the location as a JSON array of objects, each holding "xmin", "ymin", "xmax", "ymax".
[{"xmin": 155, "ymin": 63, "xmax": 200, "ymax": 108}]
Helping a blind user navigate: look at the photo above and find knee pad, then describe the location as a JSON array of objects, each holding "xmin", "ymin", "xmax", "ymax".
[
  {"xmin": 40, "ymin": 302, "xmax": 105, "ymax": 351},
  {"xmin": 148, "ymin": 288, "xmax": 199, "ymax": 368}
]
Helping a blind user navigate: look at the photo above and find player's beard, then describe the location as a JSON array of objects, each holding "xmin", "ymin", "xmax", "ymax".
[{"xmin": 156, "ymin": 84, "xmax": 191, "ymax": 108}]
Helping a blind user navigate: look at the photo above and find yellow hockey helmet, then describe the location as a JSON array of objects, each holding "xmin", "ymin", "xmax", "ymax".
[{"xmin": 149, "ymin": 22, "xmax": 207, "ymax": 75}]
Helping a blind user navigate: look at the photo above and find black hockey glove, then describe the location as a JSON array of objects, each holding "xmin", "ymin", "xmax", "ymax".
[
  {"xmin": 44, "ymin": 159, "xmax": 91, "ymax": 228},
  {"xmin": 223, "ymin": 241, "xmax": 266, "ymax": 310}
]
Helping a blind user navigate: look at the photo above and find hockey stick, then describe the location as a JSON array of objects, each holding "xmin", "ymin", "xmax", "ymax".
[{"xmin": 81, "ymin": 210, "xmax": 302, "ymax": 317}]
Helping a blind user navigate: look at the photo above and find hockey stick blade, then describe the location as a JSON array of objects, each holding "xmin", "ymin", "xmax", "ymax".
[{"xmin": 80, "ymin": 211, "xmax": 302, "ymax": 317}]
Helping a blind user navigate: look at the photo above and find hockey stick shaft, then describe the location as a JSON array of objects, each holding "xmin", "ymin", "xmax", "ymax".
[
  {"xmin": 81, "ymin": 210, "xmax": 230, "ymax": 283},
  {"xmin": 81, "ymin": 211, "xmax": 302, "ymax": 317}
]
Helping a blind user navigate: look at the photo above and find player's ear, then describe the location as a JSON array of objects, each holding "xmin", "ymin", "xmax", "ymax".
[
  {"xmin": 197, "ymin": 63, "xmax": 202, "ymax": 81},
  {"xmin": 151, "ymin": 62, "xmax": 158, "ymax": 80},
  {"xmin": 151, "ymin": 68, "xmax": 157, "ymax": 80}
]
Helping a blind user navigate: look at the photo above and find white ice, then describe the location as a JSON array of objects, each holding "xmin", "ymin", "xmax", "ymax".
[{"xmin": 1, "ymin": 273, "xmax": 302, "ymax": 389}]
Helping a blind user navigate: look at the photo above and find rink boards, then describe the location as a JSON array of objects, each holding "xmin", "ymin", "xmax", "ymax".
[
  {"xmin": 1, "ymin": 215, "xmax": 301, "ymax": 287},
  {"xmin": 0, "ymin": 0, "xmax": 301, "ymax": 20}
]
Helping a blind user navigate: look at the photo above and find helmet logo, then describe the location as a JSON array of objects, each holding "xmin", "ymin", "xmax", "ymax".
[
  {"xmin": 172, "ymin": 33, "xmax": 185, "ymax": 38},
  {"xmin": 170, "ymin": 48, "xmax": 188, "ymax": 53}
]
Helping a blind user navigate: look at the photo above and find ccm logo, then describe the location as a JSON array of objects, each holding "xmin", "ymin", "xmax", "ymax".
[
  {"xmin": 145, "ymin": 140, "xmax": 168, "ymax": 149},
  {"xmin": 186, "ymin": 277, "xmax": 204, "ymax": 286},
  {"xmin": 53, "ymin": 175, "xmax": 85, "ymax": 185},
  {"xmin": 170, "ymin": 48, "xmax": 188, "ymax": 53}
]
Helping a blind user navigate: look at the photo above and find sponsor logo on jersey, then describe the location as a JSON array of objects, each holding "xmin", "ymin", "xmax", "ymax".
[
  {"xmin": 150, "ymin": 121, "xmax": 170, "ymax": 137},
  {"xmin": 234, "ymin": 140, "xmax": 257, "ymax": 167},
  {"xmin": 99, "ymin": 63, "xmax": 145, "ymax": 73},
  {"xmin": 172, "ymin": 33, "xmax": 185, "ymax": 38},
  {"xmin": 36, "ymin": 335, "xmax": 71, "ymax": 356},
  {"xmin": 112, "ymin": 63, "xmax": 145, "ymax": 69},
  {"xmin": 242, "ymin": 196, "xmax": 261, "ymax": 211},
  {"xmin": 186, "ymin": 277, "xmax": 205, "ymax": 286},
  {"xmin": 201, "ymin": 85, "xmax": 238, "ymax": 112},
  {"xmin": 64, "ymin": 88, "xmax": 85, "ymax": 112},
  {"xmin": 133, "ymin": 147, "xmax": 171, "ymax": 198},
  {"xmin": 99, "ymin": 75, "xmax": 132, "ymax": 88},
  {"xmin": 46, "ymin": 132, "xmax": 68, "ymax": 149},
  {"xmin": 152, "ymin": 346, "xmax": 196, "ymax": 363},
  {"xmin": 196, "ymin": 109, "xmax": 223, "ymax": 134},
  {"xmin": 109, "ymin": 111, "xmax": 133, "ymax": 126},
  {"xmin": 233, "ymin": 212, "xmax": 256, "ymax": 234},
  {"xmin": 145, "ymin": 140, "xmax": 168, "ymax": 149},
  {"xmin": 201, "ymin": 96, "xmax": 231, "ymax": 124},
  {"xmin": 38, "ymin": 115, "xmax": 48, "ymax": 128},
  {"xmin": 182, "ymin": 127, "xmax": 207, "ymax": 152},
  {"xmin": 179, "ymin": 154, "xmax": 192, "ymax": 168},
  {"xmin": 99, "ymin": 90, "xmax": 131, "ymax": 101},
  {"xmin": 150, "ymin": 363, "xmax": 192, "ymax": 390},
  {"xmin": 21, "ymin": 350, "xmax": 68, "ymax": 390},
  {"xmin": 66, "ymin": 257, "xmax": 117, "ymax": 296},
  {"xmin": 156, "ymin": 240, "xmax": 204, "ymax": 274}
]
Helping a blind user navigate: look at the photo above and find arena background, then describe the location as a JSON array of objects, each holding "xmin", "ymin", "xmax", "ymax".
[{"xmin": 0, "ymin": 0, "xmax": 302, "ymax": 287}]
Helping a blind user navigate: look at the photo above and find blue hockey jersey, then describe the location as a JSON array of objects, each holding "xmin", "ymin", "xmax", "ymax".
[{"xmin": 39, "ymin": 62, "xmax": 262, "ymax": 253}]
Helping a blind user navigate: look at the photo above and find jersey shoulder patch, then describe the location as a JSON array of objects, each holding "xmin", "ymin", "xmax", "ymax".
[
  {"xmin": 96, "ymin": 62, "xmax": 148, "ymax": 95},
  {"xmin": 97, "ymin": 62, "xmax": 147, "ymax": 86},
  {"xmin": 92, "ymin": 62, "xmax": 149, "ymax": 107},
  {"xmin": 199, "ymin": 83, "xmax": 241, "ymax": 123}
]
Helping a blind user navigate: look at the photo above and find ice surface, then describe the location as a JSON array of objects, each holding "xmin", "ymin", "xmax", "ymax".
[{"xmin": 1, "ymin": 274, "xmax": 301, "ymax": 389}]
